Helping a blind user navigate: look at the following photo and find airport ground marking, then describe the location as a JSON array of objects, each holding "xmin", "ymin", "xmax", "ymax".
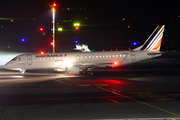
[
  {"xmin": 76, "ymin": 84, "xmax": 91, "ymax": 87},
  {"xmin": 96, "ymin": 85, "xmax": 180, "ymax": 117}
]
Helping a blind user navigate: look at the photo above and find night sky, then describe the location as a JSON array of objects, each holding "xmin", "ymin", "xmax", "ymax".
[{"xmin": 1, "ymin": 0, "xmax": 180, "ymax": 53}]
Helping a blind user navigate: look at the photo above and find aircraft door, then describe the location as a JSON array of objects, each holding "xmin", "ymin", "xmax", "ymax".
[
  {"xmin": 27, "ymin": 55, "xmax": 33, "ymax": 65},
  {"xmin": 125, "ymin": 53, "xmax": 130, "ymax": 61},
  {"xmin": 131, "ymin": 51, "xmax": 136, "ymax": 61}
]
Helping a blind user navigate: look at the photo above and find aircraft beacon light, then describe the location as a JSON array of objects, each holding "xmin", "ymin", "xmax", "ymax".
[
  {"xmin": 40, "ymin": 51, "xmax": 44, "ymax": 55},
  {"xmin": 114, "ymin": 61, "xmax": 118, "ymax": 65}
]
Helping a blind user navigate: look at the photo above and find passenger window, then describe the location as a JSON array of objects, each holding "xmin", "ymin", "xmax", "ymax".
[
  {"xmin": 89, "ymin": 56, "xmax": 91, "ymax": 58},
  {"xmin": 116, "ymin": 55, "xmax": 118, "ymax": 57}
]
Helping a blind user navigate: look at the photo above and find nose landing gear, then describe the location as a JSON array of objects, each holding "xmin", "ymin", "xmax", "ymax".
[{"xmin": 20, "ymin": 70, "xmax": 26, "ymax": 76}]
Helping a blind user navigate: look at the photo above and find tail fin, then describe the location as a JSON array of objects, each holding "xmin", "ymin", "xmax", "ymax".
[{"xmin": 134, "ymin": 25, "xmax": 165, "ymax": 52}]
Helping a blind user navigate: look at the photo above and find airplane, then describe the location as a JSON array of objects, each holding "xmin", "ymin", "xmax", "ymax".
[{"xmin": 4, "ymin": 25, "xmax": 165, "ymax": 76}]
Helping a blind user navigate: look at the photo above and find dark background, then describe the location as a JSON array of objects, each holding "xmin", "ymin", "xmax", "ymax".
[{"xmin": 0, "ymin": 0, "xmax": 180, "ymax": 53}]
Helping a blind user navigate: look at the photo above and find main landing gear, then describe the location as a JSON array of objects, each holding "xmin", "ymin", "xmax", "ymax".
[{"xmin": 82, "ymin": 68, "xmax": 94, "ymax": 76}]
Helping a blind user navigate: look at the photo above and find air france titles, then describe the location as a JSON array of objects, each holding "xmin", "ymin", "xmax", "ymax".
[
  {"xmin": 36, "ymin": 54, "xmax": 63, "ymax": 62},
  {"xmin": 36, "ymin": 54, "xmax": 63, "ymax": 58}
]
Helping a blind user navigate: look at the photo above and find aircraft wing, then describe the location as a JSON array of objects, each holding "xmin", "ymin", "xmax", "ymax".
[{"xmin": 74, "ymin": 62, "xmax": 116, "ymax": 68}]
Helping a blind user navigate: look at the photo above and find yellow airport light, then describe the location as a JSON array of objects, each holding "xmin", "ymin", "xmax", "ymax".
[
  {"xmin": 58, "ymin": 27, "xmax": 63, "ymax": 31},
  {"xmin": 74, "ymin": 23, "xmax": 80, "ymax": 27}
]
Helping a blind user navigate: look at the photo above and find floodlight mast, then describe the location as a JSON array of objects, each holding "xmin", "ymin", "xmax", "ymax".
[
  {"xmin": 50, "ymin": 3, "xmax": 56, "ymax": 53},
  {"xmin": 52, "ymin": 7, "xmax": 55, "ymax": 53}
]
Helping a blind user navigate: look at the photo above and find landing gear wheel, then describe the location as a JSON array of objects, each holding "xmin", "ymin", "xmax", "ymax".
[
  {"xmin": 21, "ymin": 70, "xmax": 26, "ymax": 76},
  {"xmin": 90, "ymin": 71, "xmax": 94, "ymax": 76}
]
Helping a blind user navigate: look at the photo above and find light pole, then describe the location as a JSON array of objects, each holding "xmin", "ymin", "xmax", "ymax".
[{"xmin": 50, "ymin": 3, "xmax": 56, "ymax": 53}]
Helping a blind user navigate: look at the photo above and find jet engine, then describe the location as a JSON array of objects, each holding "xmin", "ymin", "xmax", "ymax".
[{"xmin": 65, "ymin": 66, "xmax": 80, "ymax": 74}]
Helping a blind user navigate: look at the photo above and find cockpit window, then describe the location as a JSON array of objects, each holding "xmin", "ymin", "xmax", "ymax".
[{"xmin": 12, "ymin": 57, "xmax": 21, "ymax": 61}]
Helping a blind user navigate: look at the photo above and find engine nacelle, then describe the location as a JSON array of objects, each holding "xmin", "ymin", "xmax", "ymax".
[{"xmin": 65, "ymin": 66, "xmax": 80, "ymax": 74}]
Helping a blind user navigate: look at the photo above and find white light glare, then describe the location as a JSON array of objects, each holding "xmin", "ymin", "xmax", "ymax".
[{"xmin": 63, "ymin": 61, "xmax": 72, "ymax": 67}]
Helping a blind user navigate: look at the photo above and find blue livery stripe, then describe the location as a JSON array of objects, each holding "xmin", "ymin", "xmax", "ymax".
[
  {"xmin": 140, "ymin": 25, "xmax": 163, "ymax": 50},
  {"xmin": 145, "ymin": 27, "xmax": 164, "ymax": 50}
]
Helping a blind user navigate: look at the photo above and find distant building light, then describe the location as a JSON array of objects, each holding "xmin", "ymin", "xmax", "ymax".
[
  {"xmin": 67, "ymin": 8, "xmax": 70, "ymax": 10},
  {"xmin": 178, "ymin": 16, "xmax": 180, "ymax": 18},
  {"xmin": 8, "ymin": 46, "xmax": 10, "ymax": 48},
  {"xmin": 85, "ymin": 17, "xmax": 87, "ymax": 19},
  {"xmin": 128, "ymin": 25, "xmax": 130, "ymax": 28},
  {"xmin": 33, "ymin": 18, "xmax": 35, "ymax": 20},
  {"xmin": 172, "ymin": 17, "xmax": 174, "ymax": 19},
  {"xmin": 123, "ymin": 18, "xmax": 125, "ymax": 21},
  {"xmin": 11, "ymin": 20, "xmax": 13, "ymax": 22},
  {"xmin": 75, "ymin": 27, "xmax": 79, "ymax": 30},
  {"xmin": 1, "ymin": 26, "xmax": 3, "ymax": 28},
  {"xmin": 133, "ymin": 17, "xmax": 135, "ymax": 19},
  {"xmin": 22, "ymin": 39, "xmax": 25, "ymax": 42}
]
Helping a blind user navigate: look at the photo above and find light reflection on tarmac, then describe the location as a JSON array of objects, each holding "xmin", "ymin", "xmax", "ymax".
[{"xmin": 1, "ymin": 66, "xmax": 180, "ymax": 119}]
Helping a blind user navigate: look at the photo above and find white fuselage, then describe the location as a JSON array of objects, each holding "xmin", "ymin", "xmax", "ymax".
[{"xmin": 4, "ymin": 50, "xmax": 160, "ymax": 71}]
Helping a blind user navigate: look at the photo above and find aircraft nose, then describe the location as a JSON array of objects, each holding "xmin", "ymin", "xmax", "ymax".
[{"xmin": 4, "ymin": 63, "xmax": 10, "ymax": 69}]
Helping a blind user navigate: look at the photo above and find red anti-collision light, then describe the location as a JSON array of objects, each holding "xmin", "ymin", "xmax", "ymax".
[
  {"xmin": 114, "ymin": 61, "xmax": 118, "ymax": 65},
  {"xmin": 40, "ymin": 51, "xmax": 44, "ymax": 55},
  {"xmin": 51, "ymin": 42, "xmax": 53, "ymax": 46},
  {"xmin": 40, "ymin": 28, "xmax": 43, "ymax": 31},
  {"xmin": 53, "ymin": 3, "xmax": 56, "ymax": 7}
]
